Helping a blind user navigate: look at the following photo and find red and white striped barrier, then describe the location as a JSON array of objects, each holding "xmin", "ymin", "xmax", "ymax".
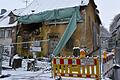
[
  {"xmin": 102, "ymin": 52, "xmax": 114, "ymax": 77},
  {"xmin": 52, "ymin": 51, "xmax": 114, "ymax": 79},
  {"xmin": 53, "ymin": 57, "xmax": 97, "ymax": 65},
  {"xmin": 52, "ymin": 57, "xmax": 99, "ymax": 79}
]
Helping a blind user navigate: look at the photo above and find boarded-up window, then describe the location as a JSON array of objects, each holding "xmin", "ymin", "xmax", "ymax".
[
  {"xmin": 22, "ymin": 31, "xmax": 29, "ymax": 48},
  {"xmin": 48, "ymin": 33, "xmax": 60, "ymax": 54}
]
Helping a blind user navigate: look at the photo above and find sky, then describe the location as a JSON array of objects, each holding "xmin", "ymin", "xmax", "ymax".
[
  {"xmin": 0, "ymin": 0, "xmax": 120, "ymax": 31},
  {"xmin": 95, "ymin": 0, "xmax": 120, "ymax": 31}
]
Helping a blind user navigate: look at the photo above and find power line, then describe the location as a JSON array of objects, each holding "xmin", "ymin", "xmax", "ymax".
[{"xmin": 23, "ymin": 0, "xmax": 30, "ymax": 7}]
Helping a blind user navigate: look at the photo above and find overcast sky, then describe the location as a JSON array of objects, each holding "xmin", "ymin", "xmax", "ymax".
[{"xmin": 0, "ymin": 0, "xmax": 120, "ymax": 31}]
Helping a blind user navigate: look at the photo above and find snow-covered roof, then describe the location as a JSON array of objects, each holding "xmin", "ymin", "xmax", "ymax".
[
  {"xmin": 0, "ymin": 10, "xmax": 18, "ymax": 28},
  {"xmin": 19, "ymin": 0, "xmax": 89, "ymax": 16},
  {"xmin": 0, "ymin": 21, "xmax": 17, "ymax": 28},
  {"xmin": 12, "ymin": 8, "xmax": 25, "ymax": 16},
  {"xmin": 0, "ymin": 11, "xmax": 11, "ymax": 19},
  {"xmin": 100, "ymin": 26, "xmax": 111, "ymax": 37},
  {"xmin": 0, "ymin": 16, "xmax": 10, "ymax": 26}
]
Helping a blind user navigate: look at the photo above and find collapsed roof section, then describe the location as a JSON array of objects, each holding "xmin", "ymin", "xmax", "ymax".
[
  {"xmin": 18, "ymin": 0, "xmax": 90, "ymax": 24},
  {"xmin": 18, "ymin": 6, "xmax": 83, "ymax": 24}
]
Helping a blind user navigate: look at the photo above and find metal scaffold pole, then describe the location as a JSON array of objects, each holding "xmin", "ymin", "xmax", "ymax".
[
  {"xmin": 0, "ymin": 45, "xmax": 3, "ymax": 75},
  {"xmin": 12, "ymin": 39, "xmax": 50, "ymax": 45},
  {"xmin": 99, "ymin": 33, "xmax": 102, "ymax": 80},
  {"xmin": 99, "ymin": 47, "xmax": 102, "ymax": 80}
]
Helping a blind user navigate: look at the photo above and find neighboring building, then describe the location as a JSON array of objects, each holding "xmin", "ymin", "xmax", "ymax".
[
  {"xmin": 0, "ymin": 9, "xmax": 17, "ymax": 56},
  {"xmin": 109, "ymin": 13, "xmax": 120, "ymax": 48},
  {"xmin": 16, "ymin": 0, "xmax": 101, "ymax": 57},
  {"xmin": 109, "ymin": 14, "xmax": 120, "ymax": 66},
  {"xmin": 100, "ymin": 26, "xmax": 111, "ymax": 50}
]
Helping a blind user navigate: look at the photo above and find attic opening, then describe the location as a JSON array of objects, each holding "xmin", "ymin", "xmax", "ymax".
[
  {"xmin": 21, "ymin": 23, "xmax": 41, "ymax": 33},
  {"xmin": 19, "ymin": 23, "xmax": 42, "ymax": 48}
]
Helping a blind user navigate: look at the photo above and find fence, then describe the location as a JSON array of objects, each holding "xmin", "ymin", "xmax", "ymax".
[
  {"xmin": 52, "ymin": 56, "xmax": 100, "ymax": 80},
  {"xmin": 102, "ymin": 52, "xmax": 114, "ymax": 77},
  {"xmin": 52, "ymin": 53, "xmax": 114, "ymax": 80}
]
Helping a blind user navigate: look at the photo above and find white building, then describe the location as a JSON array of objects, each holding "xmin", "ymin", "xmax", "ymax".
[
  {"xmin": 0, "ymin": 9, "xmax": 17, "ymax": 56},
  {"xmin": 100, "ymin": 26, "xmax": 111, "ymax": 50}
]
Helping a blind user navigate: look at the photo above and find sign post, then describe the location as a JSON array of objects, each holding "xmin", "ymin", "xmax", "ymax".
[{"xmin": 30, "ymin": 41, "xmax": 41, "ymax": 71}]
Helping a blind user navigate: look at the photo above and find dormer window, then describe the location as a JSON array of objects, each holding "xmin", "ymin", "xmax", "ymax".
[{"xmin": 9, "ymin": 16, "xmax": 15, "ymax": 24}]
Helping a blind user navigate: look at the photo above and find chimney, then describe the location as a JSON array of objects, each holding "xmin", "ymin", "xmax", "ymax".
[{"xmin": 1, "ymin": 9, "xmax": 7, "ymax": 15}]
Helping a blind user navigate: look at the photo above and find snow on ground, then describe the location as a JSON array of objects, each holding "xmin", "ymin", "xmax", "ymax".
[
  {"xmin": 1, "ymin": 58, "xmax": 53, "ymax": 80},
  {"xmin": 1, "ymin": 58, "xmax": 111, "ymax": 80},
  {"xmin": 2, "ymin": 69, "xmax": 53, "ymax": 80}
]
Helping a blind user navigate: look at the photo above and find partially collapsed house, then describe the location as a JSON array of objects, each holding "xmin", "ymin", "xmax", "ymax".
[{"xmin": 17, "ymin": 0, "xmax": 101, "ymax": 57}]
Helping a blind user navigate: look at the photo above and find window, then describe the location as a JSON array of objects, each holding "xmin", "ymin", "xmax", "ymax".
[
  {"xmin": 5, "ymin": 29, "xmax": 12, "ymax": 38},
  {"xmin": 9, "ymin": 16, "xmax": 15, "ymax": 24},
  {"xmin": 92, "ymin": 23, "xmax": 98, "ymax": 50},
  {"xmin": 48, "ymin": 33, "xmax": 60, "ymax": 54},
  {"xmin": 22, "ymin": 31, "xmax": 29, "ymax": 49},
  {"xmin": 0, "ymin": 29, "xmax": 5, "ymax": 38}
]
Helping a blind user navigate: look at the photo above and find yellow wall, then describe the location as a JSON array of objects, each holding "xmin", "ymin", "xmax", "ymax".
[{"xmin": 40, "ymin": 23, "xmax": 67, "ymax": 56}]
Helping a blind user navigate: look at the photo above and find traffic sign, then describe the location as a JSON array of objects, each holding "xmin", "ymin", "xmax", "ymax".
[{"xmin": 80, "ymin": 58, "xmax": 94, "ymax": 65}]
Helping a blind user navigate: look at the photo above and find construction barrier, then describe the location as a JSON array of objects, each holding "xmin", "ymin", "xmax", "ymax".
[
  {"xmin": 102, "ymin": 52, "xmax": 114, "ymax": 77},
  {"xmin": 52, "ymin": 56, "xmax": 100, "ymax": 80}
]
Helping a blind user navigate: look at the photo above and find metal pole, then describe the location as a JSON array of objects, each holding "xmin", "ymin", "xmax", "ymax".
[
  {"xmin": 84, "ymin": 9, "xmax": 87, "ymax": 47},
  {"xmin": 11, "ymin": 39, "xmax": 50, "ymax": 45},
  {"xmin": 99, "ymin": 35, "xmax": 102, "ymax": 79},
  {"xmin": 32, "ymin": 52, "xmax": 36, "ymax": 71},
  {"xmin": 0, "ymin": 45, "xmax": 3, "ymax": 75},
  {"xmin": 99, "ymin": 47, "xmax": 102, "ymax": 79}
]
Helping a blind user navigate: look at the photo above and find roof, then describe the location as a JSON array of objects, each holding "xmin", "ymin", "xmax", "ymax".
[
  {"xmin": 0, "ymin": 11, "xmax": 17, "ymax": 28},
  {"xmin": 0, "ymin": 21, "xmax": 17, "ymax": 28},
  {"xmin": 19, "ymin": 0, "xmax": 89, "ymax": 16},
  {"xmin": 110, "ymin": 13, "xmax": 120, "ymax": 32},
  {"xmin": 100, "ymin": 26, "xmax": 111, "ymax": 37},
  {"xmin": 12, "ymin": 8, "xmax": 25, "ymax": 16},
  {"xmin": 0, "ymin": 11, "xmax": 11, "ymax": 19}
]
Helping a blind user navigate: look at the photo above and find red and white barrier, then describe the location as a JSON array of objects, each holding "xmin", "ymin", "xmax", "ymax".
[
  {"xmin": 53, "ymin": 57, "xmax": 97, "ymax": 65},
  {"xmin": 52, "ymin": 57, "xmax": 99, "ymax": 79},
  {"xmin": 102, "ymin": 52, "xmax": 114, "ymax": 77}
]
